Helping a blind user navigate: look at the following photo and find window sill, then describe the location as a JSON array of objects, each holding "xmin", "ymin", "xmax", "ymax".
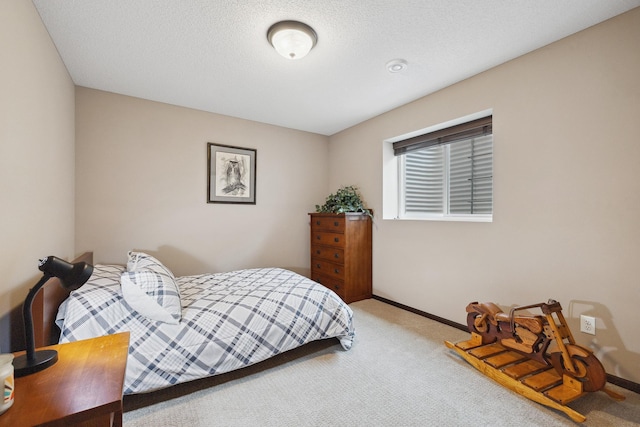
[{"xmin": 387, "ymin": 215, "xmax": 493, "ymax": 223}]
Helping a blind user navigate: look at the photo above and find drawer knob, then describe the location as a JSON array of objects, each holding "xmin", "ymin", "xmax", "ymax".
[
  {"xmin": 316, "ymin": 220, "xmax": 321, "ymax": 225},
  {"xmin": 334, "ymin": 237, "xmax": 339, "ymax": 243},
  {"xmin": 316, "ymin": 264, "xmax": 321, "ymax": 269},
  {"xmin": 316, "ymin": 235, "xmax": 321, "ymax": 240},
  {"xmin": 334, "ymin": 221, "xmax": 339, "ymax": 226},
  {"xmin": 334, "ymin": 253, "xmax": 339, "ymax": 258},
  {"xmin": 334, "ymin": 268, "xmax": 340, "ymax": 274},
  {"xmin": 334, "ymin": 284, "xmax": 340, "ymax": 290},
  {"xmin": 316, "ymin": 250, "xmax": 321, "ymax": 255}
]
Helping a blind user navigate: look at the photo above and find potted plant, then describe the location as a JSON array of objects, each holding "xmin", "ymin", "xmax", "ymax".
[{"xmin": 315, "ymin": 185, "xmax": 372, "ymax": 218}]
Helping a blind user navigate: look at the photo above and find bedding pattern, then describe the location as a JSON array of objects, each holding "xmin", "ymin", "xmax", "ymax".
[{"xmin": 57, "ymin": 265, "xmax": 355, "ymax": 394}]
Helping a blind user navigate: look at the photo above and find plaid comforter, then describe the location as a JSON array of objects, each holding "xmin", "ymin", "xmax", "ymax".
[{"xmin": 57, "ymin": 265, "xmax": 355, "ymax": 394}]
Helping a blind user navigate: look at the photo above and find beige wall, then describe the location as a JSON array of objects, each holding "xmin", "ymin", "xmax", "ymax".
[
  {"xmin": 75, "ymin": 88, "xmax": 329, "ymax": 276},
  {"xmin": 329, "ymin": 8, "xmax": 640, "ymax": 383},
  {"xmin": 3, "ymin": 0, "xmax": 638, "ymax": 386},
  {"xmin": 0, "ymin": 0, "xmax": 76, "ymax": 352}
]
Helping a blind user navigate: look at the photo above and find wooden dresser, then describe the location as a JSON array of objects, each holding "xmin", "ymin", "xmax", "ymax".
[{"xmin": 309, "ymin": 212, "xmax": 372, "ymax": 303}]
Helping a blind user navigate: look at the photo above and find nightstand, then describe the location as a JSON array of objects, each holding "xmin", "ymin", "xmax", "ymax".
[{"xmin": 3, "ymin": 332, "xmax": 129, "ymax": 427}]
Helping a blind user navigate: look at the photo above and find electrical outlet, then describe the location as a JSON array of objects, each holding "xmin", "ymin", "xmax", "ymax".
[{"xmin": 580, "ymin": 315, "xmax": 596, "ymax": 335}]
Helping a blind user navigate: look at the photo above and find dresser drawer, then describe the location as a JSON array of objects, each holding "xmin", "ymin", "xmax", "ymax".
[
  {"xmin": 312, "ymin": 232, "xmax": 345, "ymax": 247},
  {"xmin": 311, "ymin": 258, "xmax": 344, "ymax": 280},
  {"xmin": 311, "ymin": 273, "xmax": 345, "ymax": 300},
  {"xmin": 311, "ymin": 245, "xmax": 344, "ymax": 264},
  {"xmin": 311, "ymin": 216, "xmax": 345, "ymax": 232}
]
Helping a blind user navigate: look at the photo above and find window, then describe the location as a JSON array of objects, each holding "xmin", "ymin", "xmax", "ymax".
[{"xmin": 393, "ymin": 115, "xmax": 493, "ymax": 221}]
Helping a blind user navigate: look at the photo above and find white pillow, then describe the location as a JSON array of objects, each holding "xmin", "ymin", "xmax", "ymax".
[
  {"xmin": 121, "ymin": 270, "xmax": 182, "ymax": 324},
  {"xmin": 127, "ymin": 251, "xmax": 176, "ymax": 279}
]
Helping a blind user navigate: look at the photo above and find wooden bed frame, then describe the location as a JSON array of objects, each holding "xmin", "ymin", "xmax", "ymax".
[{"xmin": 32, "ymin": 252, "xmax": 93, "ymax": 347}]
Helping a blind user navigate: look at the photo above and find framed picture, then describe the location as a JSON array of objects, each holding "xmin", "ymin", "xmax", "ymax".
[{"xmin": 207, "ymin": 143, "xmax": 256, "ymax": 204}]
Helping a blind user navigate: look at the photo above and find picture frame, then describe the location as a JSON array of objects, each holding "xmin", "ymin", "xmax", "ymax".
[{"xmin": 207, "ymin": 143, "xmax": 256, "ymax": 204}]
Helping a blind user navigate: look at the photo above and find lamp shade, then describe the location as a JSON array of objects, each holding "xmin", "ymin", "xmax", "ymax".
[
  {"xmin": 38, "ymin": 256, "xmax": 93, "ymax": 291},
  {"xmin": 267, "ymin": 21, "xmax": 317, "ymax": 60}
]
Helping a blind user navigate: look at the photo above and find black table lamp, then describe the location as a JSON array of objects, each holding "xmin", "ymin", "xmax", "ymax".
[{"xmin": 13, "ymin": 256, "xmax": 93, "ymax": 377}]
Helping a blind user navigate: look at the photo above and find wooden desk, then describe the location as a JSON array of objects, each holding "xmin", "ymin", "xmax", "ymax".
[{"xmin": 4, "ymin": 332, "xmax": 129, "ymax": 427}]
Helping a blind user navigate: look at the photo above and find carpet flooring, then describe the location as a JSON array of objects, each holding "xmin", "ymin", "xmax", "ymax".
[{"xmin": 123, "ymin": 299, "xmax": 640, "ymax": 426}]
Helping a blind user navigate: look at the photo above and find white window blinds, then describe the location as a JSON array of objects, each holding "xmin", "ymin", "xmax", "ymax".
[
  {"xmin": 449, "ymin": 134, "xmax": 493, "ymax": 214},
  {"xmin": 396, "ymin": 115, "xmax": 493, "ymax": 218},
  {"xmin": 403, "ymin": 146, "xmax": 444, "ymax": 214}
]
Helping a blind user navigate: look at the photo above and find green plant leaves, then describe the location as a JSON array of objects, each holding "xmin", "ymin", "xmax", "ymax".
[{"xmin": 315, "ymin": 185, "xmax": 372, "ymax": 218}]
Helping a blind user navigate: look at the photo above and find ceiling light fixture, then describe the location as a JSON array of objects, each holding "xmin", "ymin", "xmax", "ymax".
[
  {"xmin": 267, "ymin": 20, "xmax": 317, "ymax": 60},
  {"xmin": 386, "ymin": 59, "xmax": 408, "ymax": 73}
]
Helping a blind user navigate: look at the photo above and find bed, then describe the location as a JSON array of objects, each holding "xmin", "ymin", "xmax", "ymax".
[{"xmin": 34, "ymin": 251, "xmax": 355, "ymax": 395}]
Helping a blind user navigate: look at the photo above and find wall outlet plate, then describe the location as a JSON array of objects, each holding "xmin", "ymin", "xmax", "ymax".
[{"xmin": 580, "ymin": 315, "xmax": 596, "ymax": 335}]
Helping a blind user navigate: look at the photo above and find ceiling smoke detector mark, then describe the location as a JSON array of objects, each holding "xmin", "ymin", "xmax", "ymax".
[{"xmin": 386, "ymin": 59, "xmax": 408, "ymax": 73}]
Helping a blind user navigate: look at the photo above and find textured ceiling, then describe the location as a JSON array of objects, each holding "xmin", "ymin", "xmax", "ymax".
[{"xmin": 33, "ymin": 0, "xmax": 640, "ymax": 136}]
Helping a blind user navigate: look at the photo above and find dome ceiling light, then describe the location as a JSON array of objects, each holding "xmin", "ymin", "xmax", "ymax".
[{"xmin": 267, "ymin": 20, "xmax": 317, "ymax": 60}]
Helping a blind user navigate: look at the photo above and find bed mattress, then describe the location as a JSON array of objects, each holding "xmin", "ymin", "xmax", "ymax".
[{"xmin": 57, "ymin": 264, "xmax": 355, "ymax": 394}]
